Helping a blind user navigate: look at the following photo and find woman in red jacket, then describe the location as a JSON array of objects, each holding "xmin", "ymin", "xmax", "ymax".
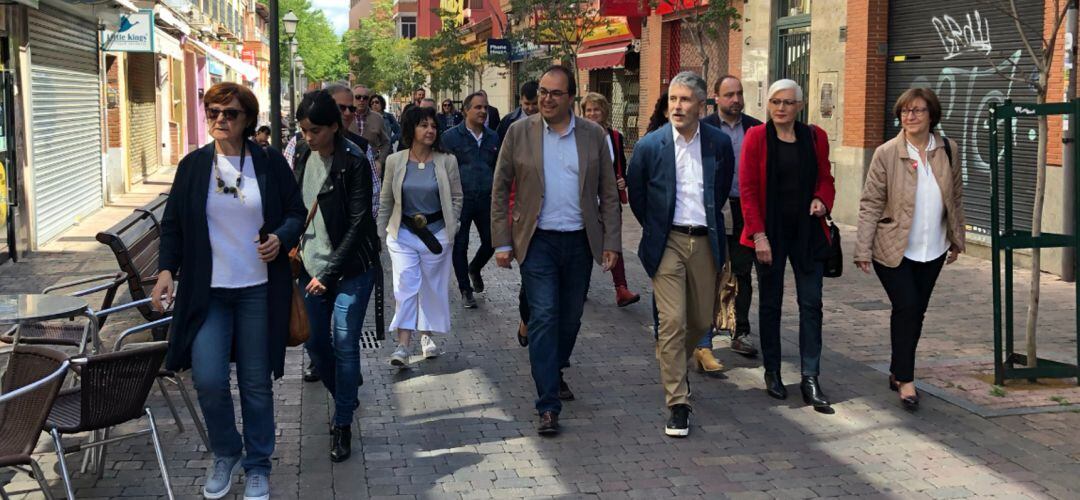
[{"xmin": 739, "ymin": 79, "xmax": 836, "ymax": 413}]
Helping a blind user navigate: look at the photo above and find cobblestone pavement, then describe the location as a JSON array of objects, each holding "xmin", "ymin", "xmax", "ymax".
[{"xmin": 2, "ymin": 201, "xmax": 1080, "ymax": 499}]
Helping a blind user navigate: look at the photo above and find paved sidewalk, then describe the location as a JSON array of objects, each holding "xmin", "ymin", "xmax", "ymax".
[{"xmin": 1, "ymin": 202, "xmax": 1079, "ymax": 498}]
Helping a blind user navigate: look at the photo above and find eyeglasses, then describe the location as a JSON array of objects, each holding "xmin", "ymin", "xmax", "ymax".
[
  {"xmin": 901, "ymin": 107, "xmax": 929, "ymax": 117},
  {"xmin": 768, "ymin": 98, "xmax": 800, "ymax": 108},
  {"xmin": 538, "ymin": 88, "xmax": 569, "ymax": 99},
  {"xmin": 354, "ymin": 94, "xmax": 369, "ymax": 101},
  {"xmin": 339, "ymin": 104, "xmax": 357, "ymax": 113},
  {"xmin": 442, "ymin": 103, "xmax": 452, "ymax": 108},
  {"xmin": 206, "ymin": 107, "xmax": 243, "ymax": 121}
]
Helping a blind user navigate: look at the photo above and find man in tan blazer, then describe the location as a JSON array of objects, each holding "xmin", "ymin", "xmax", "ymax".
[
  {"xmin": 352, "ymin": 84, "xmax": 391, "ymax": 167},
  {"xmin": 491, "ymin": 65, "xmax": 621, "ymax": 436}
]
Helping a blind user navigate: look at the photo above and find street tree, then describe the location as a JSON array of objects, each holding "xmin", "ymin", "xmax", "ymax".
[
  {"xmin": 506, "ymin": 0, "xmax": 614, "ymax": 77},
  {"xmin": 414, "ymin": 10, "xmax": 477, "ymax": 95},
  {"xmin": 345, "ymin": 0, "xmax": 426, "ymax": 98},
  {"xmin": 649, "ymin": 0, "xmax": 741, "ymax": 86},
  {"xmin": 982, "ymin": 0, "xmax": 1072, "ymax": 369},
  {"xmin": 263, "ymin": 0, "xmax": 349, "ymax": 84}
]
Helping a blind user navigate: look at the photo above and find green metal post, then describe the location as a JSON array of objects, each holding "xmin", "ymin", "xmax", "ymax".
[
  {"xmin": 990, "ymin": 104, "xmax": 1004, "ymax": 385},
  {"xmin": 1003, "ymin": 100, "xmax": 1016, "ymax": 369},
  {"xmin": 1075, "ymin": 99, "xmax": 1080, "ymax": 384}
]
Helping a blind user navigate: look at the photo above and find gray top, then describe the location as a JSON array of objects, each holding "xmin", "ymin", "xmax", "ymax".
[
  {"xmin": 300, "ymin": 153, "xmax": 335, "ymax": 279},
  {"xmin": 402, "ymin": 159, "xmax": 445, "ymax": 234}
]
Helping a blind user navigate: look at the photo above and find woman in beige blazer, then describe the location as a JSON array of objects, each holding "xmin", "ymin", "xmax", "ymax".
[
  {"xmin": 854, "ymin": 87, "xmax": 965, "ymax": 411},
  {"xmin": 377, "ymin": 106, "xmax": 463, "ymax": 368}
]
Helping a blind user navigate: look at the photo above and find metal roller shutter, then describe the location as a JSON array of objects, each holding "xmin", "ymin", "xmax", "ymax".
[
  {"xmin": 28, "ymin": 8, "xmax": 104, "ymax": 244},
  {"xmin": 127, "ymin": 53, "xmax": 160, "ymax": 183},
  {"xmin": 886, "ymin": 1, "xmax": 1044, "ymax": 240}
]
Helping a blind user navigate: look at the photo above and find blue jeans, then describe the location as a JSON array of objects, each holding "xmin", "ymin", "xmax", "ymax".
[
  {"xmin": 453, "ymin": 195, "xmax": 494, "ymax": 292},
  {"xmin": 520, "ymin": 229, "xmax": 592, "ymax": 415},
  {"xmin": 190, "ymin": 285, "xmax": 275, "ymax": 473},
  {"xmin": 755, "ymin": 238, "xmax": 825, "ymax": 376},
  {"xmin": 302, "ymin": 269, "xmax": 377, "ymax": 427}
]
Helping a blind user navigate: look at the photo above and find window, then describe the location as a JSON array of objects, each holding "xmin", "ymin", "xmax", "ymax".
[{"xmin": 400, "ymin": 16, "xmax": 416, "ymax": 39}]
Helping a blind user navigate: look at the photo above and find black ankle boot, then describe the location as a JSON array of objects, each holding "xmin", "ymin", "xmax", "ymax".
[
  {"xmin": 801, "ymin": 376, "xmax": 833, "ymax": 413},
  {"xmin": 764, "ymin": 371, "xmax": 787, "ymax": 400},
  {"xmin": 330, "ymin": 425, "xmax": 352, "ymax": 462}
]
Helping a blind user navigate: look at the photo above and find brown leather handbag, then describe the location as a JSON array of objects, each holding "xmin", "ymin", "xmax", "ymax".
[
  {"xmin": 286, "ymin": 202, "xmax": 320, "ymax": 347},
  {"xmin": 713, "ymin": 259, "xmax": 738, "ymax": 333}
]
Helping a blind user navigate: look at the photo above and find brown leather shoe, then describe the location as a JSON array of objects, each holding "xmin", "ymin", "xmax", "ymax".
[
  {"xmin": 693, "ymin": 347, "xmax": 724, "ymax": 373},
  {"xmin": 615, "ymin": 286, "xmax": 641, "ymax": 307},
  {"xmin": 537, "ymin": 411, "xmax": 559, "ymax": 435},
  {"xmin": 730, "ymin": 333, "xmax": 759, "ymax": 357},
  {"xmin": 517, "ymin": 320, "xmax": 528, "ymax": 347}
]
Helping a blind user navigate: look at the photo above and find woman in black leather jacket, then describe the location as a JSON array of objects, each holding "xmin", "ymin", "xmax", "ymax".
[{"xmin": 292, "ymin": 90, "xmax": 380, "ymax": 463}]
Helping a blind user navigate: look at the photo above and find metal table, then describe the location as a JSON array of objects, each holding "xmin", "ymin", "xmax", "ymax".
[{"xmin": 0, "ymin": 294, "xmax": 96, "ymax": 353}]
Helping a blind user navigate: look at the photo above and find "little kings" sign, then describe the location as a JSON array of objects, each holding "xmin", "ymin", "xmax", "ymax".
[{"xmin": 103, "ymin": 10, "xmax": 155, "ymax": 53}]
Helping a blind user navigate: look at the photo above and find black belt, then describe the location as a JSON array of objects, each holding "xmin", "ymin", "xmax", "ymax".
[
  {"xmin": 402, "ymin": 211, "xmax": 445, "ymax": 254},
  {"xmin": 671, "ymin": 225, "xmax": 709, "ymax": 236},
  {"xmin": 407, "ymin": 211, "xmax": 443, "ymax": 229}
]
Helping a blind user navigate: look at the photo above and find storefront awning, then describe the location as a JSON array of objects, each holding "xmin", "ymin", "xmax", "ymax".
[
  {"xmin": 578, "ymin": 46, "xmax": 629, "ymax": 70},
  {"xmin": 188, "ymin": 38, "xmax": 259, "ymax": 82}
]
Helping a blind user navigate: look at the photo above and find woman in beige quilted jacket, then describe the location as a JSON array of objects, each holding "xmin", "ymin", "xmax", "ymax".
[{"xmin": 854, "ymin": 87, "xmax": 965, "ymax": 411}]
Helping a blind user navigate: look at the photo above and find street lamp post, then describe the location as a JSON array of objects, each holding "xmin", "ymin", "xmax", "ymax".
[
  {"xmin": 283, "ymin": 11, "xmax": 299, "ymax": 138},
  {"xmin": 288, "ymin": 39, "xmax": 298, "ymax": 136},
  {"xmin": 295, "ymin": 55, "xmax": 304, "ymax": 102}
]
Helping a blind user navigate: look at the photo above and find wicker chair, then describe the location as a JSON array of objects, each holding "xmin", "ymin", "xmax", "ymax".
[
  {"xmin": 44, "ymin": 342, "xmax": 174, "ymax": 500},
  {"xmin": 0, "ymin": 346, "xmax": 70, "ymax": 500},
  {"xmin": 114, "ymin": 316, "xmax": 208, "ymax": 450}
]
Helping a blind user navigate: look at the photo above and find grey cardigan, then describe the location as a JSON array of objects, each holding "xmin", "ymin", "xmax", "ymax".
[{"xmin": 377, "ymin": 149, "xmax": 463, "ymax": 239}]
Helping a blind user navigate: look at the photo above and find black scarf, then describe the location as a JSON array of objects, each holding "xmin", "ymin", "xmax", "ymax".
[{"xmin": 763, "ymin": 121, "xmax": 829, "ymax": 270}]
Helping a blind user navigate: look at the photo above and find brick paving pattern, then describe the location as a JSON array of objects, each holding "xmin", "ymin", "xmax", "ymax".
[{"xmin": 1, "ymin": 204, "xmax": 1080, "ymax": 498}]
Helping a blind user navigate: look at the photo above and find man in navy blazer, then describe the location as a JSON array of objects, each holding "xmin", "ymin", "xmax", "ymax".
[{"xmin": 626, "ymin": 71, "xmax": 734, "ymax": 438}]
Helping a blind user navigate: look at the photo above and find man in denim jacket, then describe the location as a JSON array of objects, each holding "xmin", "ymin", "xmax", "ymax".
[{"xmin": 440, "ymin": 91, "xmax": 500, "ymax": 308}]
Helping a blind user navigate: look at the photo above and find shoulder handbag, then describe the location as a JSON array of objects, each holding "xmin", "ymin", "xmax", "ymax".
[
  {"xmin": 823, "ymin": 215, "xmax": 843, "ymax": 278},
  {"xmin": 286, "ymin": 202, "xmax": 320, "ymax": 347},
  {"xmin": 805, "ymin": 124, "xmax": 843, "ymax": 278}
]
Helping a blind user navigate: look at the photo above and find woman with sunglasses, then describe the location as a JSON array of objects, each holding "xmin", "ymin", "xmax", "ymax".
[
  {"xmin": 739, "ymin": 79, "xmax": 836, "ymax": 413},
  {"xmin": 370, "ymin": 94, "xmax": 401, "ymax": 150},
  {"xmin": 293, "ymin": 90, "xmax": 381, "ymax": 462},
  {"xmin": 436, "ymin": 99, "xmax": 463, "ymax": 133},
  {"xmin": 153, "ymin": 82, "xmax": 306, "ymax": 500}
]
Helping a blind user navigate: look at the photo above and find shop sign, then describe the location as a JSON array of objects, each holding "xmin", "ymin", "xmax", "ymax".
[
  {"xmin": 242, "ymin": 49, "xmax": 257, "ymax": 66},
  {"xmin": 103, "ymin": 10, "xmax": 155, "ymax": 53},
  {"xmin": 208, "ymin": 59, "xmax": 226, "ymax": 76},
  {"xmin": 487, "ymin": 38, "xmax": 509, "ymax": 57}
]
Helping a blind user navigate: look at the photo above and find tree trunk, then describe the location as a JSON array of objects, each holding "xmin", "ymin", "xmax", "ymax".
[{"xmin": 1025, "ymin": 95, "xmax": 1049, "ymax": 369}]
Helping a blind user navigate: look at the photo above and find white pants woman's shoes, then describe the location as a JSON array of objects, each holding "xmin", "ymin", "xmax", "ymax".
[{"xmin": 387, "ymin": 227, "xmax": 453, "ymax": 335}]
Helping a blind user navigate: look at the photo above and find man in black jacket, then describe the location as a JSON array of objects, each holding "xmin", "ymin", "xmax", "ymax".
[
  {"xmin": 496, "ymin": 81, "xmax": 539, "ymax": 148},
  {"xmin": 699, "ymin": 75, "xmax": 762, "ymax": 363},
  {"xmin": 477, "ymin": 89, "xmax": 501, "ymax": 130}
]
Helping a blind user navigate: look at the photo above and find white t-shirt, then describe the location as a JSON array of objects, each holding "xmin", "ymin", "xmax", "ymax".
[{"xmin": 206, "ymin": 154, "xmax": 268, "ymax": 288}]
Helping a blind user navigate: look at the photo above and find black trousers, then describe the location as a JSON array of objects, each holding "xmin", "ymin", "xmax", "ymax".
[
  {"xmin": 873, "ymin": 253, "xmax": 947, "ymax": 383},
  {"xmin": 727, "ymin": 198, "xmax": 754, "ymax": 335},
  {"xmin": 453, "ymin": 196, "xmax": 494, "ymax": 292}
]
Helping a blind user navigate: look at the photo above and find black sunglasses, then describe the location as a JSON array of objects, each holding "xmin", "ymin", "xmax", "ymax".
[
  {"xmin": 339, "ymin": 104, "xmax": 357, "ymax": 113},
  {"xmin": 206, "ymin": 107, "xmax": 242, "ymax": 121},
  {"xmin": 354, "ymin": 94, "xmax": 370, "ymax": 100}
]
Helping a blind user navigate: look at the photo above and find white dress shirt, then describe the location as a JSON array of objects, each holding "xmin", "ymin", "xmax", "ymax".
[
  {"xmin": 672, "ymin": 124, "xmax": 707, "ymax": 226},
  {"xmin": 904, "ymin": 134, "xmax": 949, "ymax": 262}
]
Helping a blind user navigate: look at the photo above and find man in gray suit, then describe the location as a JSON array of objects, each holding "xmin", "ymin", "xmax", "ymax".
[{"xmin": 491, "ymin": 65, "xmax": 621, "ymax": 436}]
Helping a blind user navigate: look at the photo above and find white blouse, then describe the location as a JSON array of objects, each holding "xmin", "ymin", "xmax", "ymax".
[
  {"xmin": 904, "ymin": 135, "xmax": 949, "ymax": 262},
  {"xmin": 206, "ymin": 154, "xmax": 268, "ymax": 288}
]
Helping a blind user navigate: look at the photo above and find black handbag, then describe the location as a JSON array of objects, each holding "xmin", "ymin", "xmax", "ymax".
[{"xmin": 823, "ymin": 215, "xmax": 843, "ymax": 278}]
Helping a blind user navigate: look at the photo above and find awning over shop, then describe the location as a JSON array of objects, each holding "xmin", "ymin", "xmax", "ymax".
[
  {"xmin": 156, "ymin": 28, "xmax": 184, "ymax": 60},
  {"xmin": 577, "ymin": 44, "xmax": 630, "ymax": 70},
  {"xmin": 188, "ymin": 38, "xmax": 259, "ymax": 82}
]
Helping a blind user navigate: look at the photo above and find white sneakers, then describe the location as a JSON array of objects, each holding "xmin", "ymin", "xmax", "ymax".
[
  {"xmin": 421, "ymin": 335, "xmax": 439, "ymax": 359},
  {"xmin": 389, "ymin": 344, "xmax": 410, "ymax": 367},
  {"xmin": 389, "ymin": 335, "xmax": 440, "ymax": 368}
]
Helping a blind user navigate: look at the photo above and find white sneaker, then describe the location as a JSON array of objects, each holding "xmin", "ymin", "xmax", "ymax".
[
  {"xmin": 389, "ymin": 344, "xmax": 410, "ymax": 367},
  {"xmin": 421, "ymin": 335, "xmax": 439, "ymax": 359}
]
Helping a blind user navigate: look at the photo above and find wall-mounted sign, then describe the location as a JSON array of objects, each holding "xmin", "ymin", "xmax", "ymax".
[
  {"xmin": 103, "ymin": 10, "xmax": 155, "ymax": 53},
  {"xmin": 242, "ymin": 49, "xmax": 257, "ymax": 66},
  {"xmin": 487, "ymin": 38, "xmax": 509, "ymax": 58}
]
